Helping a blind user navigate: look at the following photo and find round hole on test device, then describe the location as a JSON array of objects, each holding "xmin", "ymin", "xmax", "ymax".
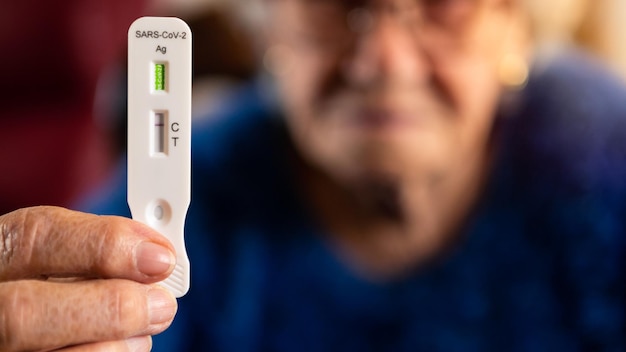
[{"xmin": 147, "ymin": 200, "xmax": 172, "ymax": 226}]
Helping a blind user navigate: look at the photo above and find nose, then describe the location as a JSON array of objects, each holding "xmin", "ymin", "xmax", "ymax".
[{"xmin": 343, "ymin": 9, "xmax": 429, "ymax": 89}]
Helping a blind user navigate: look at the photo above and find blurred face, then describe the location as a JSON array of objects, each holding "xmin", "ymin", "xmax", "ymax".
[{"xmin": 266, "ymin": 0, "xmax": 527, "ymax": 185}]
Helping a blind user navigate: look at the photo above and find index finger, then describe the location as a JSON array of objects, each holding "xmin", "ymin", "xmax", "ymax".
[{"xmin": 0, "ymin": 206, "xmax": 175, "ymax": 283}]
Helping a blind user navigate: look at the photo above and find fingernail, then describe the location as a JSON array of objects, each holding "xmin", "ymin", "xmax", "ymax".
[
  {"xmin": 135, "ymin": 242, "xmax": 175, "ymax": 276},
  {"xmin": 148, "ymin": 287, "xmax": 177, "ymax": 326},
  {"xmin": 126, "ymin": 336, "xmax": 152, "ymax": 352}
]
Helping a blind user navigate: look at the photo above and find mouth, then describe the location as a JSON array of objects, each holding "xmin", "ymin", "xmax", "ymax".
[
  {"xmin": 336, "ymin": 103, "xmax": 422, "ymax": 137},
  {"xmin": 321, "ymin": 90, "xmax": 443, "ymax": 135},
  {"xmin": 346, "ymin": 107, "xmax": 419, "ymax": 132}
]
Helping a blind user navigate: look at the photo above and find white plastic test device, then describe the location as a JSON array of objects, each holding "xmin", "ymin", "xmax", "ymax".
[{"xmin": 127, "ymin": 17, "xmax": 191, "ymax": 297}]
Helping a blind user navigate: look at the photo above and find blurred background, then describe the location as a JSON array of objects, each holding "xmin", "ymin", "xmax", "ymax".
[{"xmin": 0, "ymin": 0, "xmax": 624, "ymax": 214}]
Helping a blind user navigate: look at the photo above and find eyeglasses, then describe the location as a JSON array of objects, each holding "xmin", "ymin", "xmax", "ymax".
[{"xmin": 283, "ymin": 0, "xmax": 479, "ymax": 50}]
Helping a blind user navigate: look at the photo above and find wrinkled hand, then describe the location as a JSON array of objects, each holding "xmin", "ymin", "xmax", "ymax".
[{"xmin": 0, "ymin": 206, "xmax": 178, "ymax": 352}]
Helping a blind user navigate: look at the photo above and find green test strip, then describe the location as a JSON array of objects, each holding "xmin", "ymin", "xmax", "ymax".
[{"xmin": 154, "ymin": 63, "xmax": 166, "ymax": 91}]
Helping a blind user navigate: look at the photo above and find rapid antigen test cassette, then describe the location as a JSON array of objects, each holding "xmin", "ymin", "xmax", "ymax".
[{"xmin": 127, "ymin": 17, "xmax": 191, "ymax": 297}]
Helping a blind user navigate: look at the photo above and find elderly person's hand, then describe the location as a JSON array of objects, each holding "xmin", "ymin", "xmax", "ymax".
[{"xmin": 0, "ymin": 206, "xmax": 177, "ymax": 351}]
